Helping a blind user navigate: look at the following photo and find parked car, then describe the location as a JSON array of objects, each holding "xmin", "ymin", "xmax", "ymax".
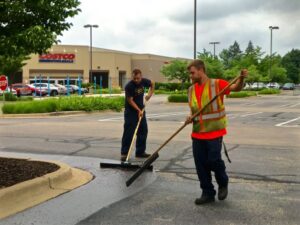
[
  {"xmin": 69, "ymin": 85, "xmax": 88, "ymax": 94},
  {"xmin": 251, "ymin": 82, "xmax": 267, "ymax": 89},
  {"xmin": 266, "ymin": 82, "xmax": 280, "ymax": 89},
  {"xmin": 12, "ymin": 83, "xmax": 33, "ymax": 96},
  {"xmin": 26, "ymin": 84, "xmax": 48, "ymax": 96},
  {"xmin": 53, "ymin": 84, "xmax": 68, "ymax": 95},
  {"xmin": 282, "ymin": 83, "xmax": 295, "ymax": 90},
  {"xmin": 32, "ymin": 83, "xmax": 59, "ymax": 96}
]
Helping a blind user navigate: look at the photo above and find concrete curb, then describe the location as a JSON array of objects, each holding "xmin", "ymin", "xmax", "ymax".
[
  {"xmin": 0, "ymin": 109, "xmax": 123, "ymax": 119},
  {"xmin": 0, "ymin": 158, "xmax": 93, "ymax": 219}
]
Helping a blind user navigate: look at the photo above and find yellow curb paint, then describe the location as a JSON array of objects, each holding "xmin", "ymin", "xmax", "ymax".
[{"xmin": 0, "ymin": 159, "xmax": 93, "ymax": 219}]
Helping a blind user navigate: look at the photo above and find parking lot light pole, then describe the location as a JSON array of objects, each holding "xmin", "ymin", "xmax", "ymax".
[
  {"xmin": 269, "ymin": 26, "xmax": 279, "ymax": 79},
  {"xmin": 209, "ymin": 41, "xmax": 220, "ymax": 58},
  {"xmin": 194, "ymin": 0, "xmax": 197, "ymax": 59},
  {"xmin": 84, "ymin": 24, "xmax": 99, "ymax": 83}
]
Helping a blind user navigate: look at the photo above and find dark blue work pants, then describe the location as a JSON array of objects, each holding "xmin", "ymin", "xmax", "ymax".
[
  {"xmin": 121, "ymin": 111, "xmax": 148, "ymax": 156},
  {"xmin": 192, "ymin": 137, "xmax": 229, "ymax": 197}
]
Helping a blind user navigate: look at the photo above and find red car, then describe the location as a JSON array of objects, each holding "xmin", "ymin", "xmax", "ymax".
[
  {"xmin": 26, "ymin": 84, "xmax": 48, "ymax": 96},
  {"xmin": 12, "ymin": 83, "xmax": 33, "ymax": 96}
]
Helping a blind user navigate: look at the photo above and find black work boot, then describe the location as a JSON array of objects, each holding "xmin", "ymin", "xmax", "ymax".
[
  {"xmin": 120, "ymin": 154, "xmax": 127, "ymax": 162},
  {"xmin": 194, "ymin": 196, "xmax": 215, "ymax": 205},
  {"xmin": 218, "ymin": 185, "xmax": 228, "ymax": 200},
  {"xmin": 135, "ymin": 152, "xmax": 151, "ymax": 158}
]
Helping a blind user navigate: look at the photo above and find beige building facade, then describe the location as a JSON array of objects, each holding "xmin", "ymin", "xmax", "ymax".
[{"xmin": 19, "ymin": 45, "xmax": 190, "ymax": 89}]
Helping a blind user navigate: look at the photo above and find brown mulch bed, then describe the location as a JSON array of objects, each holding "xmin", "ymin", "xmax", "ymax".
[{"xmin": 0, "ymin": 157, "xmax": 60, "ymax": 189}]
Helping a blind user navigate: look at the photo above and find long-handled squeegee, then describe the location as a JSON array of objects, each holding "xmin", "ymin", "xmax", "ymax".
[
  {"xmin": 126, "ymin": 74, "xmax": 242, "ymax": 186},
  {"xmin": 100, "ymin": 100, "xmax": 154, "ymax": 171}
]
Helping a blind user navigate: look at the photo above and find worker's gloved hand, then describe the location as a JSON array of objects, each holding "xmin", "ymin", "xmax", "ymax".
[
  {"xmin": 138, "ymin": 110, "xmax": 144, "ymax": 118},
  {"xmin": 185, "ymin": 116, "xmax": 193, "ymax": 124}
]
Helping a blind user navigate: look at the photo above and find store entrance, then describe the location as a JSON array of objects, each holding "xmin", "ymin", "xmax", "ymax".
[{"xmin": 91, "ymin": 71, "xmax": 109, "ymax": 88}]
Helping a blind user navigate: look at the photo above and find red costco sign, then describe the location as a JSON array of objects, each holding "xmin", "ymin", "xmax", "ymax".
[
  {"xmin": 0, "ymin": 75, "xmax": 8, "ymax": 91},
  {"xmin": 39, "ymin": 53, "xmax": 76, "ymax": 63}
]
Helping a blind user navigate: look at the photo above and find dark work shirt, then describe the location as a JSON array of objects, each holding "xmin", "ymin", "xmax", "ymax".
[{"xmin": 125, "ymin": 78, "xmax": 151, "ymax": 113}]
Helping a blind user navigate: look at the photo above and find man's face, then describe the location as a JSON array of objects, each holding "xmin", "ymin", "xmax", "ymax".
[
  {"xmin": 189, "ymin": 66, "xmax": 203, "ymax": 83},
  {"xmin": 132, "ymin": 73, "xmax": 142, "ymax": 84}
]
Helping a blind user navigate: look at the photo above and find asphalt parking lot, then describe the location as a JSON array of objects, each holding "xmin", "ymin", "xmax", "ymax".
[{"xmin": 0, "ymin": 91, "xmax": 299, "ymax": 225}]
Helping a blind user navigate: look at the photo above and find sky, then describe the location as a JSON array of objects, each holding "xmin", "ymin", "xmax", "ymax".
[{"xmin": 58, "ymin": 0, "xmax": 300, "ymax": 59}]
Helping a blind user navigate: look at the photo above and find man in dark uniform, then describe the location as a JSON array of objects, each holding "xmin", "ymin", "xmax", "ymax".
[{"xmin": 121, "ymin": 69, "xmax": 155, "ymax": 161}]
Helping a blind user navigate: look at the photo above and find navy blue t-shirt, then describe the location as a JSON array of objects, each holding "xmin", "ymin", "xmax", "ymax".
[{"xmin": 125, "ymin": 78, "xmax": 151, "ymax": 112}]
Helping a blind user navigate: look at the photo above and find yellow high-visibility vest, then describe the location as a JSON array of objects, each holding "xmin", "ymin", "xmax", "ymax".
[{"xmin": 188, "ymin": 79, "xmax": 228, "ymax": 133}]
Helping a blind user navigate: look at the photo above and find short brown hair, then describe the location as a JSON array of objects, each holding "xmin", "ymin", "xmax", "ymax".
[
  {"xmin": 187, "ymin": 59, "xmax": 206, "ymax": 73},
  {"xmin": 132, "ymin": 69, "xmax": 142, "ymax": 76}
]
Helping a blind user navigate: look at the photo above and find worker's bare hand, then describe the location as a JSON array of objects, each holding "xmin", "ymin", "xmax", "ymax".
[
  {"xmin": 138, "ymin": 110, "xmax": 143, "ymax": 118},
  {"xmin": 185, "ymin": 116, "xmax": 192, "ymax": 124},
  {"xmin": 145, "ymin": 95, "xmax": 151, "ymax": 101},
  {"xmin": 240, "ymin": 69, "xmax": 248, "ymax": 78}
]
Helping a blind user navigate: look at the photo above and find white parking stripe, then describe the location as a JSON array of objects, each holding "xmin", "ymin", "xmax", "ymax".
[
  {"xmin": 98, "ymin": 116, "xmax": 124, "ymax": 121},
  {"xmin": 275, "ymin": 117, "xmax": 300, "ymax": 127},
  {"xmin": 240, "ymin": 112, "xmax": 263, "ymax": 117},
  {"xmin": 242, "ymin": 102, "xmax": 258, "ymax": 106},
  {"xmin": 278, "ymin": 103, "xmax": 295, "ymax": 108},
  {"xmin": 288, "ymin": 102, "xmax": 300, "ymax": 108},
  {"xmin": 98, "ymin": 111, "xmax": 189, "ymax": 122}
]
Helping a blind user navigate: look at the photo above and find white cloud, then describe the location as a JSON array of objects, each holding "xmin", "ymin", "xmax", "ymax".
[{"xmin": 58, "ymin": 0, "xmax": 300, "ymax": 58}]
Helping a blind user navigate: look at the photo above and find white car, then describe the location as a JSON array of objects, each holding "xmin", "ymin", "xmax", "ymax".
[
  {"xmin": 266, "ymin": 82, "xmax": 280, "ymax": 89},
  {"xmin": 250, "ymin": 82, "xmax": 267, "ymax": 89},
  {"xmin": 53, "ymin": 84, "xmax": 69, "ymax": 95},
  {"xmin": 69, "ymin": 85, "xmax": 88, "ymax": 94},
  {"xmin": 33, "ymin": 83, "xmax": 59, "ymax": 96}
]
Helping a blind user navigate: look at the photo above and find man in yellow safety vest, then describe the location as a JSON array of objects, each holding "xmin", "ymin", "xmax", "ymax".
[{"xmin": 186, "ymin": 59, "xmax": 248, "ymax": 205}]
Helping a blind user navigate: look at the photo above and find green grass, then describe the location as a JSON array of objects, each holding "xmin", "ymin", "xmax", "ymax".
[
  {"xmin": 2, "ymin": 96, "xmax": 125, "ymax": 114},
  {"xmin": 168, "ymin": 94, "xmax": 188, "ymax": 102},
  {"xmin": 258, "ymin": 89, "xmax": 280, "ymax": 95}
]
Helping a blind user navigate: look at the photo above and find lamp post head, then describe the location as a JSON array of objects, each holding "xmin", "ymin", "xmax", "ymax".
[
  {"xmin": 209, "ymin": 42, "xmax": 220, "ymax": 45},
  {"xmin": 269, "ymin": 26, "xmax": 279, "ymax": 30},
  {"xmin": 84, "ymin": 24, "xmax": 99, "ymax": 28}
]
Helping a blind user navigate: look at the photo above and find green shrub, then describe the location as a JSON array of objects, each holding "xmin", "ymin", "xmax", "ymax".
[
  {"xmin": 96, "ymin": 88, "xmax": 122, "ymax": 94},
  {"xmin": 258, "ymin": 89, "xmax": 280, "ymax": 95},
  {"xmin": 1, "ymin": 92, "xmax": 18, "ymax": 101},
  {"xmin": 168, "ymin": 94, "xmax": 188, "ymax": 102},
  {"xmin": 227, "ymin": 91, "xmax": 257, "ymax": 98},
  {"xmin": 18, "ymin": 96, "xmax": 34, "ymax": 101},
  {"xmin": 155, "ymin": 90, "xmax": 188, "ymax": 95},
  {"xmin": 2, "ymin": 96, "xmax": 125, "ymax": 114},
  {"xmin": 155, "ymin": 82, "xmax": 191, "ymax": 91},
  {"xmin": 2, "ymin": 100, "xmax": 57, "ymax": 114}
]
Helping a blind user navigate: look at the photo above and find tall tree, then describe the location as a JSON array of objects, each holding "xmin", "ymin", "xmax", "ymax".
[
  {"xmin": 282, "ymin": 49, "xmax": 300, "ymax": 83},
  {"xmin": 219, "ymin": 41, "xmax": 243, "ymax": 69},
  {"xmin": 197, "ymin": 49, "xmax": 224, "ymax": 79},
  {"xmin": 245, "ymin": 41, "xmax": 255, "ymax": 55}
]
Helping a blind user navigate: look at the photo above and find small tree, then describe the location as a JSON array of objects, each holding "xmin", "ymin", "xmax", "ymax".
[
  {"xmin": 160, "ymin": 60, "xmax": 189, "ymax": 84},
  {"xmin": 0, "ymin": 0, "xmax": 81, "ymax": 82}
]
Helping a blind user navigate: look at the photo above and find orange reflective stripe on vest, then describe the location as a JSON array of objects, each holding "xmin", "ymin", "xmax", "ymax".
[{"xmin": 189, "ymin": 79, "xmax": 227, "ymax": 133}]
